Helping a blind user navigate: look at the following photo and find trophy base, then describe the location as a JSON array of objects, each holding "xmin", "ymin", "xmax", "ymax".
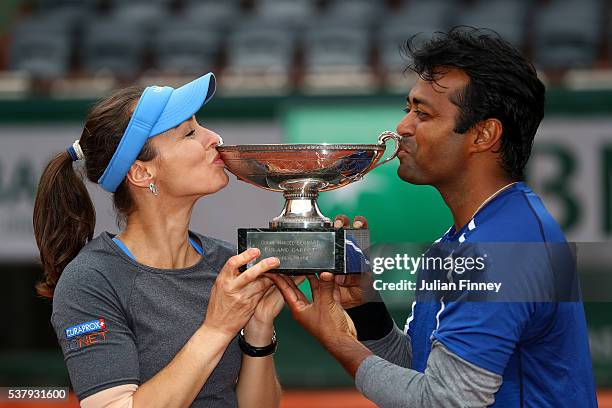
[{"xmin": 238, "ymin": 228, "xmax": 369, "ymax": 275}]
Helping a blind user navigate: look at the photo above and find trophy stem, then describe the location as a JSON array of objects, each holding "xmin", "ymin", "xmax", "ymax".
[{"xmin": 270, "ymin": 194, "xmax": 332, "ymax": 229}]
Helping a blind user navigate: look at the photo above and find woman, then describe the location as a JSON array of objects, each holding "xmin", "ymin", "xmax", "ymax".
[{"xmin": 33, "ymin": 73, "xmax": 290, "ymax": 408}]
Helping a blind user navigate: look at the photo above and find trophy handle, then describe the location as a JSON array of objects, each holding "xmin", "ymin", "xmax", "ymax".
[{"xmin": 372, "ymin": 131, "xmax": 402, "ymax": 171}]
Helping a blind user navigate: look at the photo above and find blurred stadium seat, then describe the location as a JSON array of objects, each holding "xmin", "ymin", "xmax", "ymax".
[
  {"xmin": 395, "ymin": 0, "xmax": 456, "ymax": 31},
  {"xmin": 10, "ymin": 32, "xmax": 71, "ymax": 80},
  {"xmin": 376, "ymin": 1, "xmax": 456, "ymax": 89},
  {"xmin": 377, "ymin": 17, "xmax": 446, "ymax": 76},
  {"xmin": 323, "ymin": 0, "xmax": 385, "ymax": 30},
  {"xmin": 152, "ymin": 20, "xmax": 220, "ymax": 75},
  {"xmin": 533, "ymin": 0, "xmax": 604, "ymax": 69},
  {"xmin": 303, "ymin": 26, "xmax": 370, "ymax": 71},
  {"xmin": 110, "ymin": 2, "xmax": 170, "ymax": 35},
  {"xmin": 81, "ymin": 18, "xmax": 147, "ymax": 78},
  {"xmin": 377, "ymin": 0, "xmax": 457, "ymax": 72},
  {"xmin": 454, "ymin": 0, "xmax": 529, "ymax": 49},
  {"xmin": 9, "ymin": 14, "xmax": 73, "ymax": 79},
  {"xmin": 222, "ymin": 21, "xmax": 295, "ymax": 94},
  {"xmin": 252, "ymin": 0, "xmax": 317, "ymax": 28},
  {"xmin": 1, "ymin": 0, "xmax": 612, "ymax": 92},
  {"xmin": 301, "ymin": 24, "xmax": 377, "ymax": 93},
  {"xmin": 184, "ymin": 0, "xmax": 241, "ymax": 5},
  {"xmin": 180, "ymin": 1, "xmax": 240, "ymax": 34},
  {"xmin": 36, "ymin": 0, "xmax": 97, "ymax": 13},
  {"xmin": 226, "ymin": 25, "xmax": 295, "ymax": 73}
]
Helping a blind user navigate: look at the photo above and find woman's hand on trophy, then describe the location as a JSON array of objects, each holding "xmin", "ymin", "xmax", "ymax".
[
  {"xmin": 202, "ymin": 248, "xmax": 280, "ymax": 340},
  {"xmin": 250, "ymin": 275, "xmax": 306, "ymax": 325},
  {"xmin": 243, "ymin": 275, "xmax": 305, "ymax": 346},
  {"xmin": 266, "ymin": 273, "xmax": 357, "ymax": 348}
]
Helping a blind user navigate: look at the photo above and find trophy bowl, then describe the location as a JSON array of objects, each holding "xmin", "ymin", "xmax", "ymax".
[
  {"xmin": 216, "ymin": 131, "xmax": 401, "ymax": 274},
  {"xmin": 219, "ymin": 143, "xmax": 384, "ymax": 193},
  {"xmin": 218, "ymin": 131, "xmax": 401, "ymax": 228}
]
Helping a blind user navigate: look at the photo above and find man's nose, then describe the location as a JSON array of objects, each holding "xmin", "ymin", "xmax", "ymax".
[{"xmin": 396, "ymin": 115, "xmax": 416, "ymax": 138}]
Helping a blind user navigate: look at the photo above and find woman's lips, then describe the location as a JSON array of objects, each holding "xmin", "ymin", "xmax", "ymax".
[{"xmin": 212, "ymin": 153, "xmax": 225, "ymax": 165}]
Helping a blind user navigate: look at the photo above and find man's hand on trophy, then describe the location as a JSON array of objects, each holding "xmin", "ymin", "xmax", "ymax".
[
  {"xmin": 266, "ymin": 273, "xmax": 357, "ymax": 347},
  {"xmin": 333, "ymin": 214, "xmax": 368, "ymax": 230},
  {"xmin": 327, "ymin": 214, "xmax": 373, "ymax": 309}
]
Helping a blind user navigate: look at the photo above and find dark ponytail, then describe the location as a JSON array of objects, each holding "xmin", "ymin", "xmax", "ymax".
[
  {"xmin": 33, "ymin": 85, "xmax": 157, "ymax": 298},
  {"xmin": 33, "ymin": 151, "xmax": 95, "ymax": 298}
]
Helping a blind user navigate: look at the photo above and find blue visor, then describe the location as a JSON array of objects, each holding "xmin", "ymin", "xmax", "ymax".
[{"xmin": 98, "ymin": 73, "xmax": 216, "ymax": 193}]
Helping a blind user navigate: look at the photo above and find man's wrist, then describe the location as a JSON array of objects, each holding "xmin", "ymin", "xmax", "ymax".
[
  {"xmin": 321, "ymin": 332, "xmax": 373, "ymax": 378},
  {"xmin": 346, "ymin": 302, "xmax": 393, "ymax": 341}
]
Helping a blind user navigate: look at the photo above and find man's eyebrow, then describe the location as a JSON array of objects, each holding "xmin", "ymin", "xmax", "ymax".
[{"xmin": 405, "ymin": 96, "xmax": 434, "ymax": 109}]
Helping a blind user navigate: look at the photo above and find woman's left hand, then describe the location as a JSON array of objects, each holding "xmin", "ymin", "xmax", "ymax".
[{"xmin": 243, "ymin": 276, "xmax": 305, "ymax": 345}]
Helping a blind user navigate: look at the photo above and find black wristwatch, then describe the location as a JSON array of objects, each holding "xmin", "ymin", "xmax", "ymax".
[{"xmin": 238, "ymin": 328, "xmax": 278, "ymax": 357}]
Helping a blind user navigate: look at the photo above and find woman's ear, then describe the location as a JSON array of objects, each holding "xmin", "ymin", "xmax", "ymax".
[
  {"xmin": 470, "ymin": 118, "xmax": 503, "ymax": 153},
  {"xmin": 125, "ymin": 160, "xmax": 156, "ymax": 189}
]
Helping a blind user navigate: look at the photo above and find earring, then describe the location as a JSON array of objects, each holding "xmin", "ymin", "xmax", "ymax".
[{"xmin": 149, "ymin": 183, "xmax": 159, "ymax": 196}]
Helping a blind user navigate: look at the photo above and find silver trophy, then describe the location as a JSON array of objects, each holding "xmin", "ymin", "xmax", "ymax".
[{"xmin": 217, "ymin": 131, "xmax": 401, "ymax": 274}]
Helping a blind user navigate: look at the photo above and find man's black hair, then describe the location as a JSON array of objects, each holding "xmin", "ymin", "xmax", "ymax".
[{"xmin": 403, "ymin": 26, "xmax": 545, "ymax": 180}]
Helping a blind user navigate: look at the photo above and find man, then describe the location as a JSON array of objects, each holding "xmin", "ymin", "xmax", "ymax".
[{"xmin": 269, "ymin": 27, "xmax": 597, "ymax": 407}]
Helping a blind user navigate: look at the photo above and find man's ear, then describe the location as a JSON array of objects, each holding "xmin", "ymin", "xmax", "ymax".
[
  {"xmin": 125, "ymin": 160, "xmax": 155, "ymax": 189},
  {"xmin": 470, "ymin": 118, "xmax": 503, "ymax": 153}
]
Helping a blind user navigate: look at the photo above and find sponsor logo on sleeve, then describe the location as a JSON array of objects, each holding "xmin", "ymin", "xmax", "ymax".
[
  {"xmin": 65, "ymin": 318, "xmax": 106, "ymax": 339},
  {"xmin": 62, "ymin": 318, "xmax": 109, "ymax": 352}
]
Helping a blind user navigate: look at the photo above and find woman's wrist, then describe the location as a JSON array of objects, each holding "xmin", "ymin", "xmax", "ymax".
[
  {"xmin": 243, "ymin": 320, "xmax": 275, "ymax": 347},
  {"xmin": 198, "ymin": 322, "xmax": 237, "ymax": 345}
]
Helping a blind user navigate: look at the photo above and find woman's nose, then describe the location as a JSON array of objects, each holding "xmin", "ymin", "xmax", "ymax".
[{"xmin": 203, "ymin": 129, "xmax": 223, "ymax": 148}]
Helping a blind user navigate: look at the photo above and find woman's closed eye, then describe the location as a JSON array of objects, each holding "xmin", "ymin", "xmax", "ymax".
[{"xmin": 184, "ymin": 129, "xmax": 196, "ymax": 138}]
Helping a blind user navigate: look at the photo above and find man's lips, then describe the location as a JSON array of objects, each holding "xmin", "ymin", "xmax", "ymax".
[
  {"xmin": 398, "ymin": 146, "xmax": 413, "ymax": 155},
  {"xmin": 398, "ymin": 137, "xmax": 415, "ymax": 155}
]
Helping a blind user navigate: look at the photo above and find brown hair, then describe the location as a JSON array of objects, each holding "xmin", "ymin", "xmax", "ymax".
[{"xmin": 33, "ymin": 86, "xmax": 157, "ymax": 298}]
